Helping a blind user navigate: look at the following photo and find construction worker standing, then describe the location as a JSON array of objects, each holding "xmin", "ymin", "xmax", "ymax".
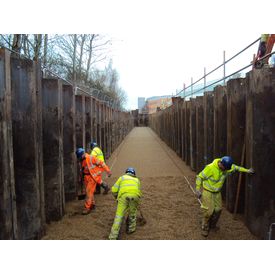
[
  {"xmin": 76, "ymin": 148, "xmax": 112, "ymax": 215},
  {"xmin": 90, "ymin": 141, "xmax": 110, "ymax": 194},
  {"xmin": 109, "ymin": 167, "xmax": 142, "ymax": 240},
  {"xmin": 254, "ymin": 34, "xmax": 275, "ymax": 68},
  {"xmin": 195, "ymin": 156, "xmax": 254, "ymax": 237}
]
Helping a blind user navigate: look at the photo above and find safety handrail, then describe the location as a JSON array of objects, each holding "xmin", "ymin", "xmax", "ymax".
[
  {"xmin": 0, "ymin": 44, "xmax": 120, "ymax": 109},
  {"xmin": 176, "ymin": 37, "xmax": 263, "ymax": 98},
  {"xmin": 191, "ymin": 50, "xmax": 275, "ymax": 97}
]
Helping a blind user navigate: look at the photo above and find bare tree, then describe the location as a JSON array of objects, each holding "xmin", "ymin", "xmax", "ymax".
[
  {"xmin": 0, "ymin": 33, "xmax": 127, "ymax": 109},
  {"xmin": 0, "ymin": 34, "xmax": 13, "ymax": 48},
  {"xmin": 22, "ymin": 34, "xmax": 30, "ymax": 58},
  {"xmin": 72, "ymin": 34, "xmax": 77, "ymax": 84},
  {"xmin": 78, "ymin": 34, "xmax": 86, "ymax": 80},
  {"xmin": 85, "ymin": 34, "xmax": 96, "ymax": 82},
  {"xmin": 12, "ymin": 34, "xmax": 22, "ymax": 54},
  {"xmin": 33, "ymin": 34, "xmax": 42, "ymax": 61},
  {"xmin": 43, "ymin": 34, "xmax": 48, "ymax": 68}
]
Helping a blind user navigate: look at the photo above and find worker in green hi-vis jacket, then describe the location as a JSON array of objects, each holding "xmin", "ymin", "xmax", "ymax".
[{"xmin": 195, "ymin": 156, "xmax": 254, "ymax": 237}]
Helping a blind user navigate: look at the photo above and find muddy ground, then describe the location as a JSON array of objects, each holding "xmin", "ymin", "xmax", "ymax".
[{"xmin": 42, "ymin": 127, "xmax": 256, "ymax": 240}]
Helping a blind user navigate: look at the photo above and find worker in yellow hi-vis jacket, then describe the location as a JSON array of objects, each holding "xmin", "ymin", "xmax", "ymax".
[
  {"xmin": 195, "ymin": 156, "xmax": 254, "ymax": 237},
  {"xmin": 90, "ymin": 141, "xmax": 110, "ymax": 195},
  {"xmin": 109, "ymin": 167, "xmax": 142, "ymax": 240}
]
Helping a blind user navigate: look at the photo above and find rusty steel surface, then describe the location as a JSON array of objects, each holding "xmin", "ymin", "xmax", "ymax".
[
  {"xmin": 226, "ymin": 78, "xmax": 246, "ymax": 213},
  {"xmin": 203, "ymin": 92, "xmax": 214, "ymax": 166},
  {"xmin": 245, "ymin": 67, "xmax": 275, "ymax": 239},
  {"xmin": 63, "ymin": 84, "xmax": 77, "ymax": 201},
  {"xmin": 149, "ymin": 68, "xmax": 275, "ymax": 239},
  {"xmin": 0, "ymin": 49, "xmax": 17, "ymax": 239},
  {"xmin": 0, "ymin": 49, "xmax": 134, "ymax": 239},
  {"xmin": 195, "ymin": 96, "xmax": 204, "ymax": 173},
  {"xmin": 11, "ymin": 55, "xmax": 44, "ymax": 239},
  {"xmin": 42, "ymin": 79, "xmax": 64, "ymax": 223}
]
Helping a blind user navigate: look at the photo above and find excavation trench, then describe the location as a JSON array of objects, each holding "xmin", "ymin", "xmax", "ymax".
[{"xmin": 42, "ymin": 127, "xmax": 256, "ymax": 240}]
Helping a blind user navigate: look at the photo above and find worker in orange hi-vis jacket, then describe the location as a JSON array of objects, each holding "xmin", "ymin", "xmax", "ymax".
[
  {"xmin": 266, "ymin": 34, "xmax": 275, "ymax": 55},
  {"xmin": 76, "ymin": 148, "xmax": 112, "ymax": 215},
  {"xmin": 254, "ymin": 34, "xmax": 275, "ymax": 68}
]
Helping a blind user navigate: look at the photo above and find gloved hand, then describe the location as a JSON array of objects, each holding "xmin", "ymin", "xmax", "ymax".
[
  {"xmin": 108, "ymin": 172, "xmax": 112, "ymax": 178},
  {"xmin": 196, "ymin": 190, "xmax": 202, "ymax": 199},
  {"xmin": 248, "ymin": 168, "xmax": 255, "ymax": 174}
]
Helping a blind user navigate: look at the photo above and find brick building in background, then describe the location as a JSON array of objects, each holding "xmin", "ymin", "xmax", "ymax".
[{"xmin": 144, "ymin": 95, "xmax": 172, "ymax": 114}]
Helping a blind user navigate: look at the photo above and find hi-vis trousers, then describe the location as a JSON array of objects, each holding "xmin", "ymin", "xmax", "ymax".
[
  {"xmin": 201, "ymin": 189, "xmax": 222, "ymax": 229},
  {"xmin": 109, "ymin": 193, "xmax": 140, "ymax": 240}
]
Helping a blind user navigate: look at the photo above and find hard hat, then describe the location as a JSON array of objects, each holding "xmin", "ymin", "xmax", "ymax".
[
  {"xmin": 76, "ymin": 148, "xmax": 85, "ymax": 159},
  {"xmin": 90, "ymin": 141, "xmax": 98, "ymax": 149},
  {"xmin": 125, "ymin": 167, "xmax": 136, "ymax": 176},
  {"xmin": 221, "ymin": 156, "xmax": 233, "ymax": 170}
]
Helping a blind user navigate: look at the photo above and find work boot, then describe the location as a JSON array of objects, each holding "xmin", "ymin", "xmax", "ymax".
[
  {"xmin": 201, "ymin": 224, "xmax": 209, "ymax": 237},
  {"xmin": 209, "ymin": 210, "xmax": 221, "ymax": 231},
  {"xmin": 102, "ymin": 182, "xmax": 110, "ymax": 195},
  {"xmin": 210, "ymin": 225, "xmax": 220, "ymax": 232},
  {"xmin": 82, "ymin": 205, "xmax": 96, "ymax": 215},
  {"xmin": 82, "ymin": 208, "xmax": 91, "ymax": 215},
  {"xmin": 126, "ymin": 229, "xmax": 136, "ymax": 235},
  {"xmin": 125, "ymin": 216, "xmax": 130, "ymax": 232},
  {"xmin": 94, "ymin": 184, "xmax": 101, "ymax": 194}
]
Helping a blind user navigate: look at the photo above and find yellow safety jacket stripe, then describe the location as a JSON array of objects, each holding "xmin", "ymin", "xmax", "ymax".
[
  {"xmin": 112, "ymin": 174, "xmax": 141, "ymax": 198},
  {"xmin": 196, "ymin": 158, "xmax": 249, "ymax": 192}
]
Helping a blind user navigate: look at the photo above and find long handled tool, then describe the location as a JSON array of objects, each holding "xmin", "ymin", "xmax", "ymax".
[
  {"xmin": 183, "ymin": 175, "xmax": 207, "ymax": 209},
  {"xmin": 233, "ymin": 140, "xmax": 246, "ymax": 219},
  {"xmin": 137, "ymin": 206, "xmax": 147, "ymax": 226}
]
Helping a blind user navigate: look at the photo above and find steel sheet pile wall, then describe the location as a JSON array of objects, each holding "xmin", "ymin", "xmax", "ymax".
[
  {"xmin": 196, "ymin": 96, "xmax": 204, "ymax": 173},
  {"xmin": 184, "ymin": 101, "xmax": 191, "ymax": 166},
  {"xmin": 42, "ymin": 79, "xmax": 64, "ymax": 223},
  {"xmin": 213, "ymin": 86, "xmax": 227, "ymax": 158},
  {"xmin": 75, "ymin": 95, "xmax": 85, "ymax": 197},
  {"xmin": 85, "ymin": 96, "xmax": 92, "ymax": 152},
  {"xmin": 213, "ymin": 86, "xmax": 227, "ymax": 199},
  {"xmin": 226, "ymin": 78, "xmax": 246, "ymax": 213},
  {"xmin": 0, "ymin": 48, "xmax": 134, "ymax": 239},
  {"xmin": 180, "ymin": 100, "xmax": 185, "ymax": 161},
  {"xmin": 75, "ymin": 95, "xmax": 85, "ymax": 149},
  {"xmin": 149, "ymin": 68, "xmax": 275, "ymax": 238},
  {"xmin": 0, "ymin": 49, "xmax": 17, "ymax": 239},
  {"xmin": 10, "ymin": 53, "xmax": 45, "ymax": 239},
  {"xmin": 174, "ymin": 98, "xmax": 182, "ymax": 156},
  {"xmin": 190, "ymin": 98, "xmax": 197, "ymax": 171},
  {"xmin": 245, "ymin": 68, "xmax": 275, "ymax": 238},
  {"xmin": 203, "ymin": 93, "xmax": 214, "ymax": 166},
  {"xmin": 62, "ymin": 84, "xmax": 76, "ymax": 201},
  {"xmin": 91, "ymin": 98, "xmax": 97, "ymax": 141}
]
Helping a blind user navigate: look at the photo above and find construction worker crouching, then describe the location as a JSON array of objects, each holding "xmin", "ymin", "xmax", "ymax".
[
  {"xmin": 109, "ymin": 167, "xmax": 142, "ymax": 240},
  {"xmin": 195, "ymin": 156, "xmax": 254, "ymax": 237},
  {"xmin": 76, "ymin": 148, "xmax": 112, "ymax": 215},
  {"xmin": 90, "ymin": 141, "xmax": 110, "ymax": 195}
]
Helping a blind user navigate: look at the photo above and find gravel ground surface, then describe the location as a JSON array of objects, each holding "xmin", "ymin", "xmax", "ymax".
[{"xmin": 42, "ymin": 127, "xmax": 257, "ymax": 240}]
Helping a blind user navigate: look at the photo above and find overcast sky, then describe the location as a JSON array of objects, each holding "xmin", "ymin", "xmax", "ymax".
[
  {"xmin": 110, "ymin": 32, "xmax": 261, "ymax": 110},
  {"xmin": 2, "ymin": 0, "xmax": 274, "ymax": 111}
]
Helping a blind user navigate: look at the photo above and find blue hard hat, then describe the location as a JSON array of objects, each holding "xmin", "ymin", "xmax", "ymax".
[
  {"xmin": 125, "ymin": 167, "xmax": 136, "ymax": 176},
  {"xmin": 90, "ymin": 141, "xmax": 98, "ymax": 149},
  {"xmin": 76, "ymin": 148, "xmax": 85, "ymax": 159},
  {"xmin": 221, "ymin": 156, "xmax": 233, "ymax": 170}
]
